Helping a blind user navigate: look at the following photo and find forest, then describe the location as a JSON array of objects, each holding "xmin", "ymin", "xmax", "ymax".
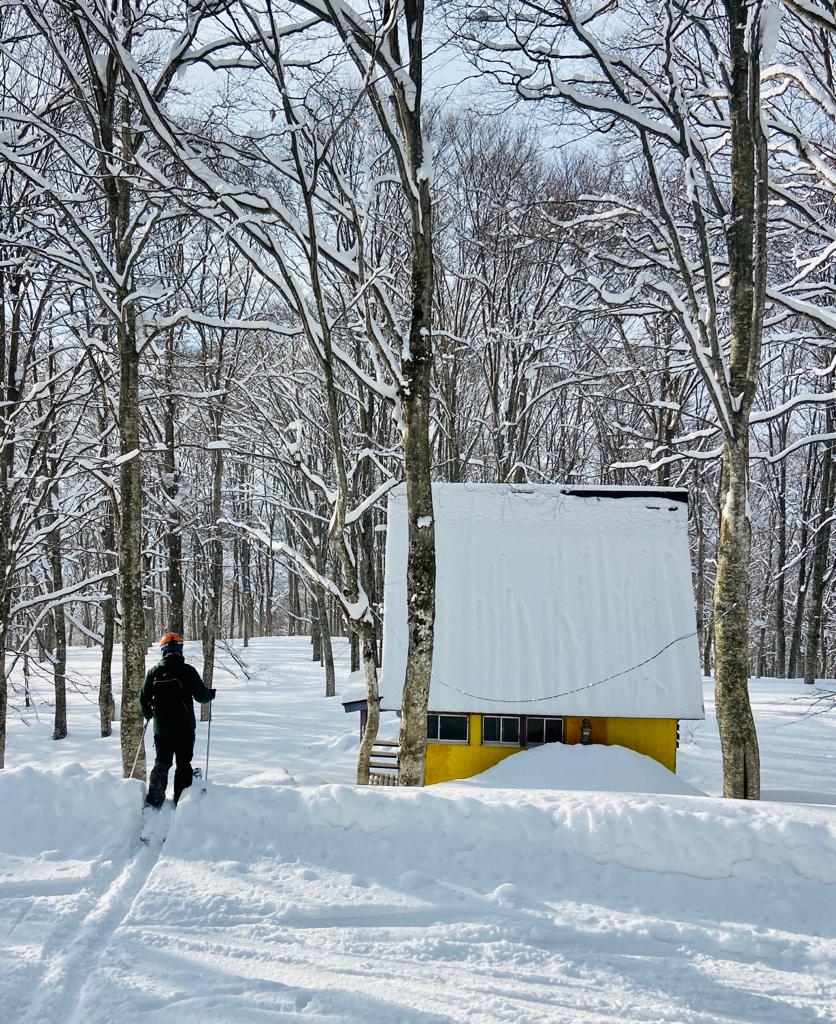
[{"xmin": 0, "ymin": 0, "xmax": 834, "ymax": 798}]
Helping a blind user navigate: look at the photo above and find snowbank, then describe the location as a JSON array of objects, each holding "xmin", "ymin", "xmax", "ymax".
[
  {"xmin": 0, "ymin": 763, "xmax": 141, "ymax": 858},
  {"xmin": 0, "ymin": 767, "xmax": 144, "ymax": 1024},
  {"xmin": 165, "ymin": 776, "xmax": 836, "ymax": 890},
  {"xmin": 458, "ymin": 741, "xmax": 703, "ymax": 796}
]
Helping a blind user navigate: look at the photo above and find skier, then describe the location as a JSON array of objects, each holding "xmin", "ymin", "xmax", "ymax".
[{"xmin": 139, "ymin": 632, "xmax": 215, "ymax": 807}]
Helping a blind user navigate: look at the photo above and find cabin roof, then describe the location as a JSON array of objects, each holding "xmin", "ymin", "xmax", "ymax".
[{"xmin": 378, "ymin": 483, "xmax": 705, "ymax": 720}]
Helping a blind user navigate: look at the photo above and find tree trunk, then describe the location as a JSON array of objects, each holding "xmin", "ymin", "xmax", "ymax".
[
  {"xmin": 48, "ymin": 492, "xmax": 67, "ymax": 741},
  {"xmin": 229, "ymin": 540, "xmax": 239, "ymax": 641},
  {"xmin": 118, "ymin": 313, "xmax": 147, "ymax": 779},
  {"xmin": 755, "ymin": 576, "xmax": 769, "ymax": 679},
  {"xmin": 396, "ymin": 8, "xmax": 436, "ymax": 787},
  {"xmin": 804, "ymin": 415, "xmax": 835, "ymax": 685},
  {"xmin": 356, "ymin": 623, "xmax": 380, "ymax": 785},
  {"xmin": 264, "ymin": 525, "xmax": 275, "ymax": 635},
  {"xmin": 201, "ymin": 443, "xmax": 224, "ymax": 718},
  {"xmin": 397, "ymin": 357, "xmax": 436, "ymax": 788},
  {"xmin": 0, "ymin": 265, "xmax": 23, "ymax": 769},
  {"xmin": 100, "ymin": 593, "xmax": 116, "ymax": 736},
  {"xmin": 702, "ymin": 616, "xmax": 713, "ymax": 678},
  {"xmin": 710, "ymin": 1, "xmax": 767, "ymax": 800},
  {"xmin": 163, "ymin": 331, "xmax": 184, "ymax": 635},
  {"xmin": 0, "ymin": 614, "xmax": 6, "ymax": 769},
  {"xmin": 694, "ymin": 491, "xmax": 708, "ymax": 673},
  {"xmin": 311, "ymin": 596, "xmax": 322, "ymax": 663},
  {"xmin": 287, "ymin": 570, "xmax": 298, "ymax": 636},
  {"xmin": 110, "ymin": 103, "xmax": 147, "ymax": 779},
  {"xmin": 142, "ymin": 550, "xmax": 155, "ymax": 649},
  {"xmin": 242, "ymin": 536, "xmax": 252, "ymax": 648},
  {"xmin": 316, "ymin": 586, "xmax": 335, "ymax": 697},
  {"xmin": 774, "ymin": 453, "xmax": 787, "ymax": 676},
  {"xmin": 99, "ymin": 500, "xmax": 117, "ymax": 736},
  {"xmin": 788, "ymin": 531, "xmax": 809, "ymax": 678},
  {"xmin": 713, "ymin": 438, "xmax": 760, "ymax": 799},
  {"xmin": 787, "ymin": 447, "xmax": 817, "ymax": 678}
]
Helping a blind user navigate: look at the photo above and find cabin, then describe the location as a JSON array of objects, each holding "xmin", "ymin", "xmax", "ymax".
[{"xmin": 346, "ymin": 482, "xmax": 704, "ymax": 785}]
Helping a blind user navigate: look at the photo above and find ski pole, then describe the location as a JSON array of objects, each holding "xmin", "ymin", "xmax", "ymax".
[
  {"xmin": 130, "ymin": 719, "xmax": 149, "ymax": 779},
  {"xmin": 204, "ymin": 700, "xmax": 212, "ymax": 782}
]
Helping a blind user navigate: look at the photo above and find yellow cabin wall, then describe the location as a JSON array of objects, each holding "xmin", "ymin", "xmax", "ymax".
[
  {"xmin": 425, "ymin": 715, "xmax": 518, "ymax": 785},
  {"xmin": 424, "ymin": 714, "xmax": 678, "ymax": 785},
  {"xmin": 605, "ymin": 718, "xmax": 677, "ymax": 773}
]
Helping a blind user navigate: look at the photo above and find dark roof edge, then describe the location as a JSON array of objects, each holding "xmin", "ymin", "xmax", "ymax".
[{"xmin": 559, "ymin": 486, "xmax": 688, "ymax": 504}]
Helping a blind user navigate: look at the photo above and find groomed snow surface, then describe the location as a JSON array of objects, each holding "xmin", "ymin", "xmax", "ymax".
[{"xmin": 2, "ymin": 638, "xmax": 836, "ymax": 1023}]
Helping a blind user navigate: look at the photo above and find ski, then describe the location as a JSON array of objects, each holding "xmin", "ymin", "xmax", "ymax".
[{"xmin": 139, "ymin": 800, "xmax": 174, "ymax": 847}]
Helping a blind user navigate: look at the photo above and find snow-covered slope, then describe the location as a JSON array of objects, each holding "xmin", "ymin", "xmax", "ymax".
[
  {"xmin": 3, "ymin": 763, "xmax": 836, "ymax": 1023},
  {"xmin": 2, "ymin": 637, "xmax": 836, "ymax": 1023}
]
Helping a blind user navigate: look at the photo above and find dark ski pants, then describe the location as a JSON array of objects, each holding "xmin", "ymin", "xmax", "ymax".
[{"xmin": 147, "ymin": 733, "xmax": 195, "ymax": 807}]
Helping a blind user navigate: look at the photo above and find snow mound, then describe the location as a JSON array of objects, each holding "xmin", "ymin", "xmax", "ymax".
[
  {"xmin": 162, "ymin": 778, "xmax": 836, "ymax": 889},
  {"xmin": 0, "ymin": 763, "xmax": 141, "ymax": 857},
  {"xmin": 236, "ymin": 767, "xmax": 298, "ymax": 787},
  {"xmin": 457, "ymin": 741, "xmax": 703, "ymax": 796}
]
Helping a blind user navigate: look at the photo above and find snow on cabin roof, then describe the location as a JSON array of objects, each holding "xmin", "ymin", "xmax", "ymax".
[{"xmin": 378, "ymin": 483, "xmax": 704, "ymax": 720}]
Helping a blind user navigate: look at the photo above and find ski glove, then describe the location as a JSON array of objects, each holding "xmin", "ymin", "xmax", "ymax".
[{"xmin": 210, "ymin": 688, "xmax": 216, "ymax": 700}]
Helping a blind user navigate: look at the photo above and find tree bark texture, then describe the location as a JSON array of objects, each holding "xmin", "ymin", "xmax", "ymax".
[
  {"xmin": 163, "ymin": 331, "xmax": 184, "ymax": 635},
  {"xmin": 0, "ymin": 266, "xmax": 21, "ymax": 769},
  {"xmin": 311, "ymin": 600, "xmax": 322, "ymax": 663},
  {"xmin": 712, "ymin": 1, "xmax": 767, "ymax": 799},
  {"xmin": 201, "ymin": 444, "xmax": 224, "ymax": 720},
  {"xmin": 804, "ymin": 413, "xmax": 835, "ymax": 685},
  {"xmin": 46, "ymin": 340, "xmax": 67, "ymax": 742},
  {"xmin": 788, "ymin": 515, "xmax": 810, "ymax": 678},
  {"xmin": 316, "ymin": 586, "xmax": 335, "ymax": 697},
  {"xmin": 774, "ymin": 452, "xmax": 788, "ymax": 676},
  {"xmin": 99, "ymin": 504, "xmax": 117, "ymax": 736},
  {"xmin": 395, "ymin": 3, "xmax": 436, "ymax": 788},
  {"xmin": 118, "ymin": 318, "xmax": 147, "ymax": 779},
  {"xmin": 355, "ymin": 623, "xmax": 380, "ymax": 785},
  {"xmin": 714, "ymin": 439, "xmax": 761, "ymax": 798},
  {"xmin": 48, "ymin": 496, "xmax": 67, "ymax": 741}
]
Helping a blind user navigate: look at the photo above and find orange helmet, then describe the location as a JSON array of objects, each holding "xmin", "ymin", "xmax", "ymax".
[{"xmin": 159, "ymin": 631, "xmax": 184, "ymax": 649}]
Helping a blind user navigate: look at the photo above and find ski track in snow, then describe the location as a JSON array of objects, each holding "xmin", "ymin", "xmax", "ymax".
[
  {"xmin": 61, "ymin": 805, "xmax": 177, "ymax": 1024},
  {"xmin": 5, "ymin": 788, "xmax": 173, "ymax": 1024},
  {"xmin": 3, "ymin": 638, "xmax": 836, "ymax": 1023},
  {"xmin": 32, "ymin": 840, "xmax": 164, "ymax": 1024}
]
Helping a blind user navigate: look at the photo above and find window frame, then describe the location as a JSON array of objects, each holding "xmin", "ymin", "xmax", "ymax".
[
  {"xmin": 524, "ymin": 716, "xmax": 564, "ymax": 746},
  {"xmin": 482, "ymin": 714, "xmax": 522, "ymax": 747},
  {"xmin": 427, "ymin": 712, "xmax": 470, "ymax": 744}
]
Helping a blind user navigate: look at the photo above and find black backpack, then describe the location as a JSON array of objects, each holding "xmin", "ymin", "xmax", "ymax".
[{"xmin": 151, "ymin": 669, "xmax": 192, "ymax": 729}]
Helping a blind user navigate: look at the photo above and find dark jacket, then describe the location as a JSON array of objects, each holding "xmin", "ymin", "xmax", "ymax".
[{"xmin": 139, "ymin": 654, "xmax": 213, "ymax": 738}]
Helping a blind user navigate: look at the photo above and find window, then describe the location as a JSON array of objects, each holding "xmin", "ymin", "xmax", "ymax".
[
  {"xmin": 427, "ymin": 713, "xmax": 469, "ymax": 743},
  {"xmin": 482, "ymin": 715, "xmax": 520, "ymax": 746},
  {"xmin": 526, "ymin": 717, "xmax": 564, "ymax": 746}
]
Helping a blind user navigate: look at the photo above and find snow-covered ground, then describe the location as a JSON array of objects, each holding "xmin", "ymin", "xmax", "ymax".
[{"xmin": 2, "ymin": 637, "xmax": 836, "ymax": 1023}]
